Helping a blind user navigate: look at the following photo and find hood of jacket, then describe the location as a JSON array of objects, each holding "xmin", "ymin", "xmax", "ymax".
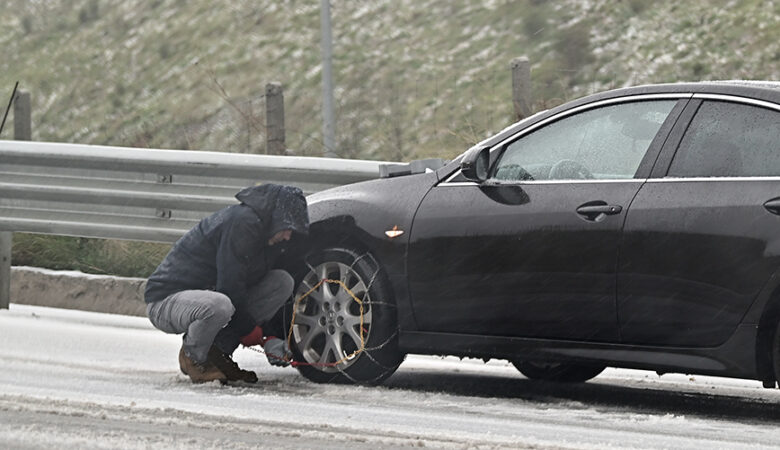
[{"xmin": 235, "ymin": 184, "xmax": 309, "ymax": 236}]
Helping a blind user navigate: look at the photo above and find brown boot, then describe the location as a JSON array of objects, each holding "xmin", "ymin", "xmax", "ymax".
[
  {"xmin": 179, "ymin": 347, "xmax": 227, "ymax": 384},
  {"xmin": 207, "ymin": 346, "xmax": 258, "ymax": 383}
]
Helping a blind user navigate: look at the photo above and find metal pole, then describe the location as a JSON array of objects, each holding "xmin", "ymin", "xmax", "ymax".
[
  {"xmin": 511, "ymin": 57, "xmax": 532, "ymax": 122},
  {"xmin": 320, "ymin": 0, "xmax": 337, "ymax": 157}
]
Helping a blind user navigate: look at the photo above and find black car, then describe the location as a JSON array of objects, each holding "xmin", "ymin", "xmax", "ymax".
[{"xmin": 284, "ymin": 81, "xmax": 780, "ymax": 387}]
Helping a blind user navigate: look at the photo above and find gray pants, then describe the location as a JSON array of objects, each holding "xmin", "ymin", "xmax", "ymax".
[{"xmin": 146, "ymin": 269, "xmax": 294, "ymax": 363}]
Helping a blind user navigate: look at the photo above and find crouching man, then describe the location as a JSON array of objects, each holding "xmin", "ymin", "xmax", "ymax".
[{"xmin": 144, "ymin": 184, "xmax": 309, "ymax": 383}]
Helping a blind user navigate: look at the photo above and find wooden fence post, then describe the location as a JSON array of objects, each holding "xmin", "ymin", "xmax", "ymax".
[
  {"xmin": 14, "ymin": 90, "xmax": 31, "ymax": 141},
  {"xmin": 1, "ymin": 90, "xmax": 31, "ymax": 309},
  {"xmin": 265, "ymin": 82, "xmax": 286, "ymax": 155},
  {"xmin": 511, "ymin": 57, "xmax": 532, "ymax": 122}
]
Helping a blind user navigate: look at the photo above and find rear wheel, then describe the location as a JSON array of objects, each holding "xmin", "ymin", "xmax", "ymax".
[
  {"xmin": 289, "ymin": 247, "xmax": 403, "ymax": 385},
  {"xmin": 512, "ymin": 360, "xmax": 605, "ymax": 383}
]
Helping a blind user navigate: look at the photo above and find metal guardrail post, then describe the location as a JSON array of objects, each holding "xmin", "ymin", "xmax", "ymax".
[
  {"xmin": 1, "ymin": 90, "xmax": 31, "ymax": 309},
  {"xmin": 0, "ymin": 232, "xmax": 10, "ymax": 309}
]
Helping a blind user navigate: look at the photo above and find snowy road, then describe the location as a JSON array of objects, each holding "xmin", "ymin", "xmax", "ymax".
[{"xmin": 2, "ymin": 304, "xmax": 780, "ymax": 449}]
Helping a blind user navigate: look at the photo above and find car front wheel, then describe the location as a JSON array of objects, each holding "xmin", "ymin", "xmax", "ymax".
[{"xmin": 289, "ymin": 247, "xmax": 403, "ymax": 385}]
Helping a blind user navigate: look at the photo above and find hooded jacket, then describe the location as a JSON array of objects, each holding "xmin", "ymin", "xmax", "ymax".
[{"xmin": 144, "ymin": 184, "xmax": 309, "ymax": 309}]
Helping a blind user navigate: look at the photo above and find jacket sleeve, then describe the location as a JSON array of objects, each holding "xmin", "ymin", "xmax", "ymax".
[{"xmin": 215, "ymin": 210, "xmax": 265, "ymax": 310}]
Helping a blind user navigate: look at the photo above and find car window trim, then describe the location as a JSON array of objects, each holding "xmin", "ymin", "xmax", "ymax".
[
  {"xmin": 692, "ymin": 93, "xmax": 780, "ymax": 112},
  {"xmin": 440, "ymin": 93, "xmax": 692, "ymax": 186},
  {"xmin": 440, "ymin": 179, "xmax": 648, "ymax": 187},
  {"xmin": 648, "ymin": 177, "xmax": 780, "ymax": 183}
]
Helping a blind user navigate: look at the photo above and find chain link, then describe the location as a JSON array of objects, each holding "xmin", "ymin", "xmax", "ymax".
[{"xmin": 255, "ymin": 251, "xmax": 401, "ymax": 376}]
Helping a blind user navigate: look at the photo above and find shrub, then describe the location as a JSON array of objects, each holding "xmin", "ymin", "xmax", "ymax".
[
  {"xmin": 554, "ymin": 23, "xmax": 595, "ymax": 69},
  {"xmin": 21, "ymin": 15, "xmax": 33, "ymax": 34},
  {"xmin": 627, "ymin": 0, "xmax": 648, "ymax": 14},
  {"xmin": 12, "ymin": 234, "xmax": 170, "ymax": 278},
  {"xmin": 78, "ymin": 0, "xmax": 100, "ymax": 24}
]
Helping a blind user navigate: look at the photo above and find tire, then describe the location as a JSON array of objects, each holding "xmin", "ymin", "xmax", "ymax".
[
  {"xmin": 512, "ymin": 360, "xmax": 605, "ymax": 383},
  {"xmin": 287, "ymin": 247, "xmax": 403, "ymax": 385}
]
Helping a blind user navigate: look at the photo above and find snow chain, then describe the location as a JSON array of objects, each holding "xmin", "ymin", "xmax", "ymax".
[{"xmin": 246, "ymin": 251, "xmax": 400, "ymax": 376}]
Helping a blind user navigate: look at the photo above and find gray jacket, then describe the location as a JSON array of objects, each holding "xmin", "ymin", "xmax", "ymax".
[{"xmin": 144, "ymin": 184, "xmax": 309, "ymax": 308}]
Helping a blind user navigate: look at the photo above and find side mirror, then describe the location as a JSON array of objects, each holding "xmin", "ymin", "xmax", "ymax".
[{"xmin": 460, "ymin": 146, "xmax": 490, "ymax": 182}]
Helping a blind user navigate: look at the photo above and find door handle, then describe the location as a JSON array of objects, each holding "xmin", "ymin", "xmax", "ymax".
[
  {"xmin": 764, "ymin": 199, "xmax": 780, "ymax": 215},
  {"xmin": 576, "ymin": 202, "xmax": 623, "ymax": 222}
]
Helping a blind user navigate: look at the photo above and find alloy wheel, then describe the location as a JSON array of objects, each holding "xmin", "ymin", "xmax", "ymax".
[{"xmin": 292, "ymin": 261, "xmax": 372, "ymax": 372}]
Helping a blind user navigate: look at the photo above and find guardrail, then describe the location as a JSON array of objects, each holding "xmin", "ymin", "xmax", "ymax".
[
  {"xmin": 0, "ymin": 140, "xmax": 385, "ymax": 241},
  {"xmin": 0, "ymin": 140, "xmax": 387, "ymax": 308}
]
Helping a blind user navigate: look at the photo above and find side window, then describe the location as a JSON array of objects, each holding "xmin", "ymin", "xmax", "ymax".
[
  {"xmin": 493, "ymin": 101, "xmax": 677, "ymax": 181},
  {"xmin": 667, "ymin": 101, "xmax": 780, "ymax": 178}
]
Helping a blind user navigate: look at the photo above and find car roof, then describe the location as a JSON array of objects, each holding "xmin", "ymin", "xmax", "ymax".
[
  {"xmin": 710, "ymin": 80, "xmax": 780, "ymax": 90},
  {"xmin": 591, "ymin": 80, "xmax": 780, "ymax": 99}
]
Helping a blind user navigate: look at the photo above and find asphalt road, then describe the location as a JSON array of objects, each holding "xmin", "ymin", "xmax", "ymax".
[{"xmin": 2, "ymin": 304, "xmax": 780, "ymax": 449}]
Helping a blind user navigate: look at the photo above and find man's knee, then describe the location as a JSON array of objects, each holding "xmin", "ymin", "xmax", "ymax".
[
  {"xmin": 268, "ymin": 269, "xmax": 294, "ymax": 299},
  {"xmin": 207, "ymin": 292, "xmax": 236, "ymax": 323},
  {"xmin": 149, "ymin": 290, "xmax": 235, "ymax": 335}
]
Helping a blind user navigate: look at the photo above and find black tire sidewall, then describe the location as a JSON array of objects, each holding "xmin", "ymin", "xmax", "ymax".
[{"xmin": 772, "ymin": 321, "xmax": 780, "ymax": 384}]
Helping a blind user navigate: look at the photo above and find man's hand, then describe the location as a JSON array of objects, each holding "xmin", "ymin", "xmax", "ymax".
[{"xmin": 264, "ymin": 338, "xmax": 293, "ymax": 367}]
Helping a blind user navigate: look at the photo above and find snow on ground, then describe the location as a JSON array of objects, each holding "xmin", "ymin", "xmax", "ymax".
[{"xmin": 2, "ymin": 304, "xmax": 780, "ymax": 449}]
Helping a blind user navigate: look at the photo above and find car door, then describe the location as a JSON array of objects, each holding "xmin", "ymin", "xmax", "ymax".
[
  {"xmin": 407, "ymin": 97, "xmax": 685, "ymax": 341},
  {"xmin": 618, "ymin": 97, "xmax": 780, "ymax": 346}
]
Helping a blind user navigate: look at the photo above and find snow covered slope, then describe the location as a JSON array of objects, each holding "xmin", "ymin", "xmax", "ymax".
[{"xmin": 2, "ymin": 1, "xmax": 778, "ymax": 160}]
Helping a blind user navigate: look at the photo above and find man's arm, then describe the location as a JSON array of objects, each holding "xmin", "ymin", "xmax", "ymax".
[{"xmin": 215, "ymin": 209, "xmax": 266, "ymax": 310}]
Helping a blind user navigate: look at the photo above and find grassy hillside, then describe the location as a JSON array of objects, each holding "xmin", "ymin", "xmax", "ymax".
[
  {"xmin": 2, "ymin": 0, "xmax": 778, "ymax": 162},
  {"xmin": 3, "ymin": 0, "xmax": 780, "ymax": 277}
]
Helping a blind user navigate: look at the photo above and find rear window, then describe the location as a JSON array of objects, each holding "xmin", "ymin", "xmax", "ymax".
[{"xmin": 667, "ymin": 101, "xmax": 780, "ymax": 177}]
